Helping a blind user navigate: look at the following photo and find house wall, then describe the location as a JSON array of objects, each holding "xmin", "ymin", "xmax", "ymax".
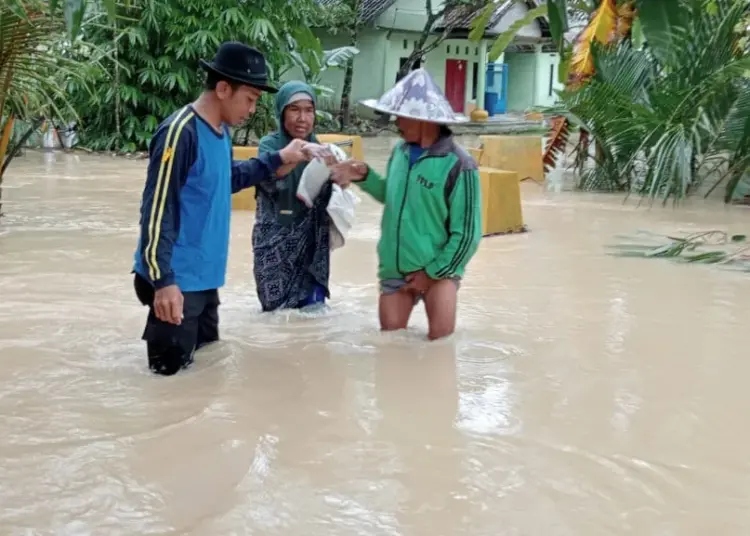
[
  {"xmin": 504, "ymin": 52, "xmax": 536, "ymax": 112},
  {"xmin": 384, "ymin": 31, "xmax": 491, "ymax": 111},
  {"xmin": 534, "ymin": 51, "xmax": 564, "ymax": 107},
  {"xmin": 302, "ymin": 27, "xmax": 491, "ymax": 113},
  {"xmin": 280, "ymin": 28, "xmax": 388, "ymax": 112},
  {"xmin": 503, "ymin": 49, "xmax": 562, "ymax": 112},
  {"xmin": 305, "ymin": 0, "xmax": 553, "ymax": 114}
]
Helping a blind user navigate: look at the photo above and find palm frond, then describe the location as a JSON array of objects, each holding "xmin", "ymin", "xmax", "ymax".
[{"xmin": 0, "ymin": 2, "xmax": 100, "ymax": 177}]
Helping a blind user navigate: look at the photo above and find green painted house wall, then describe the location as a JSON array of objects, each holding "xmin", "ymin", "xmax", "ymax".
[
  {"xmin": 385, "ymin": 32, "xmax": 492, "ymax": 96},
  {"xmin": 307, "ymin": 28, "xmax": 390, "ymax": 110},
  {"xmin": 503, "ymin": 48, "xmax": 563, "ymax": 112},
  {"xmin": 283, "ymin": 29, "xmax": 493, "ymax": 114},
  {"xmin": 505, "ymin": 52, "xmax": 536, "ymax": 112}
]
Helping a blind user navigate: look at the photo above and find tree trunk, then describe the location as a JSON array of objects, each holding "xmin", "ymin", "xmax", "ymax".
[
  {"xmin": 113, "ymin": 21, "xmax": 122, "ymax": 148},
  {"xmin": 339, "ymin": 25, "xmax": 359, "ymax": 130},
  {"xmin": 340, "ymin": 0, "xmax": 362, "ymax": 130},
  {"xmin": 0, "ymin": 118, "xmax": 42, "ymax": 218},
  {"xmin": 0, "ymin": 116, "xmax": 14, "ymax": 218},
  {"xmin": 395, "ymin": 14, "xmax": 439, "ymax": 81}
]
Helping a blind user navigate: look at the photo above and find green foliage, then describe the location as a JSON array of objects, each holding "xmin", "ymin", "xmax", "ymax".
[
  {"xmin": 609, "ymin": 229, "xmax": 750, "ymax": 269},
  {"xmin": 1, "ymin": 1, "xmax": 97, "ymax": 121},
  {"xmin": 467, "ymin": 2, "xmax": 495, "ymax": 42},
  {"xmin": 67, "ymin": 0, "xmax": 351, "ymax": 152},
  {"xmin": 0, "ymin": 1, "xmax": 99, "ymax": 175},
  {"xmin": 6, "ymin": 0, "xmax": 119, "ymax": 41},
  {"xmin": 283, "ymin": 45, "xmax": 359, "ymax": 121},
  {"xmin": 547, "ymin": 0, "xmax": 750, "ymax": 204},
  {"xmin": 546, "ymin": 0, "xmax": 570, "ymax": 54}
]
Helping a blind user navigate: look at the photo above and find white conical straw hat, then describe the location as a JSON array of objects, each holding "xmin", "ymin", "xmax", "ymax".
[{"xmin": 360, "ymin": 68, "xmax": 469, "ymax": 124}]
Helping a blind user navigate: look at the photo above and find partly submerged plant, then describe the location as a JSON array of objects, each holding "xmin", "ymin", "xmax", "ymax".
[{"xmin": 608, "ymin": 229, "xmax": 750, "ymax": 269}]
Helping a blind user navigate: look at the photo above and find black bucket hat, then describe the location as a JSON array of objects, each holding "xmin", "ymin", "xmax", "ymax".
[{"xmin": 199, "ymin": 41, "xmax": 278, "ymax": 93}]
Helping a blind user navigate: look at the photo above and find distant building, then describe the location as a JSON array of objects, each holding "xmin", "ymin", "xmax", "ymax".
[{"xmin": 303, "ymin": 0, "xmax": 562, "ymax": 115}]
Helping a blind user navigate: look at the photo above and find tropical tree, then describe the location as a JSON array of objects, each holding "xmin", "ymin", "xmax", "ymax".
[
  {"xmin": 66, "ymin": 0, "xmax": 348, "ymax": 152},
  {"xmin": 545, "ymin": 0, "xmax": 750, "ymax": 203},
  {"xmin": 0, "ymin": 0, "xmax": 95, "ymax": 215},
  {"xmin": 473, "ymin": 0, "xmax": 750, "ymax": 204},
  {"xmin": 540, "ymin": 0, "xmax": 637, "ymax": 182},
  {"xmin": 46, "ymin": 0, "xmax": 119, "ymax": 40},
  {"xmin": 336, "ymin": 0, "xmax": 362, "ymax": 129}
]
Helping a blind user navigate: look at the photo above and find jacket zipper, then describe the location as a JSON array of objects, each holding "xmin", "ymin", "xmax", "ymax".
[{"xmin": 394, "ymin": 152, "xmax": 437, "ymax": 276}]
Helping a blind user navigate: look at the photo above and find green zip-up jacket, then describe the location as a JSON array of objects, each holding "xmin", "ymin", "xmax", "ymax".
[{"xmin": 358, "ymin": 133, "xmax": 483, "ymax": 281}]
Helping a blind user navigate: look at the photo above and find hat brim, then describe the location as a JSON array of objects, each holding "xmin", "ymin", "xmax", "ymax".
[
  {"xmin": 199, "ymin": 59, "xmax": 278, "ymax": 93},
  {"xmin": 359, "ymin": 98, "xmax": 470, "ymax": 124}
]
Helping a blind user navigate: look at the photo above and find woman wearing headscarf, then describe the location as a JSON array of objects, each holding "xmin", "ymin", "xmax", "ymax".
[{"xmin": 253, "ymin": 81, "xmax": 333, "ymax": 311}]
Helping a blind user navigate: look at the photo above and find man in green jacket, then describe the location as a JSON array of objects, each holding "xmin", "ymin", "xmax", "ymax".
[{"xmin": 331, "ymin": 68, "xmax": 483, "ymax": 340}]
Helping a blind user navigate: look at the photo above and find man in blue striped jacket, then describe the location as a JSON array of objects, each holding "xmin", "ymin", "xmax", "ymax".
[{"xmin": 132, "ymin": 42, "xmax": 320, "ymax": 376}]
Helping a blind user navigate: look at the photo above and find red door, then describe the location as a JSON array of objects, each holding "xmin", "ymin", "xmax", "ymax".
[{"xmin": 445, "ymin": 59, "xmax": 467, "ymax": 113}]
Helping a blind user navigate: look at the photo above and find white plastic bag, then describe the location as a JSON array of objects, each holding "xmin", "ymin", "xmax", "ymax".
[
  {"xmin": 296, "ymin": 143, "xmax": 348, "ymax": 208},
  {"xmin": 327, "ymin": 184, "xmax": 361, "ymax": 250},
  {"xmin": 296, "ymin": 142, "xmax": 358, "ymax": 250}
]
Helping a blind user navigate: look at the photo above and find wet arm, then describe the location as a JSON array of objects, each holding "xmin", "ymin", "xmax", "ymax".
[
  {"xmin": 424, "ymin": 169, "xmax": 483, "ymax": 279},
  {"xmin": 355, "ymin": 159, "xmax": 390, "ymax": 204},
  {"xmin": 254, "ymin": 138, "xmax": 288, "ymax": 195},
  {"xmin": 137, "ymin": 124, "xmax": 196, "ymax": 289},
  {"xmin": 274, "ymin": 161, "xmax": 298, "ymax": 178},
  {"xmin": 230, "ymin": 149, "xmax": 283, "ymax": 194}
]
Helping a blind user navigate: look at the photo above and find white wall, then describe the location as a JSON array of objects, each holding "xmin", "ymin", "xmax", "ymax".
[{"xmin": 489, "ymin": 1, "xmax": 543, "ymax": 39}]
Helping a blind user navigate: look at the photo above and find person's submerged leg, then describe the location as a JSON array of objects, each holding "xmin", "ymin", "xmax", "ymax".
[
  {"xmin": 134, "ymin": 274, "xmax": 203, "ymax": 376},
  {"xmin": 378, "ymin": 279, "xmax": 417, "ymax": 331},
  {"xmin": 196, "ymin": 290, "xmax": 220, "ymax": 350},
  {"xmin": 296, "ymin": 282, "xmax": 327, "ymax": 309},
  {"xmin": 423, "ymin": 278, "xmax": 460, "ymax": 341}
]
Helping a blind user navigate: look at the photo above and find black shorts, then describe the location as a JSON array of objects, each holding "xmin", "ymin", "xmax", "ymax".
[{"xmin": 134, "ymin": 274, "xmax": 220, "ymax": 375}]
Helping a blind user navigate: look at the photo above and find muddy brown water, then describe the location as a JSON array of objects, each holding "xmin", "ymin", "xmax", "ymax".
[{"xmin": 2, "ymin": 136, "xmax": 750, "ymax": 535}]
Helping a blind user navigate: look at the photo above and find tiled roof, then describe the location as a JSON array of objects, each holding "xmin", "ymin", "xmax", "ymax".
[
  {"xmin": 436, "ymin": 0, "xmax": 550, "ymax": 37},
  {"xmin": 438, "ymin": 0, "xmax": 514, "ymax": 30},
  {"xmin": 316, "ymin": 0, "xmax": 398, "ymax": 23}
]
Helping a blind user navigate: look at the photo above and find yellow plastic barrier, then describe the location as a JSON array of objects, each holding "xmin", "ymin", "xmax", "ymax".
[
  {"xmin": 230, "ymin": 134, "xmax": 365, "ymax": 211},
  {"xmin": 232, "ymin": 145, "xmax": 523, "ymax": 234},
  {"xmin": 478, "ymin": 166, "xmax": 525, "ymax": 236},
  {"xmin": 231, "ymin": 146, "xmax": 259, "ymax": 211},
  {"xmin": 476, "ymin": 135, "xmax": 544, "ymax": 183}
]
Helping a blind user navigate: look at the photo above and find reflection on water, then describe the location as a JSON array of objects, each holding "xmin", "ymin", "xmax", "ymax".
[{"xmin": 2, "ymin": 140, "xmax": 750, "ymax": 535}]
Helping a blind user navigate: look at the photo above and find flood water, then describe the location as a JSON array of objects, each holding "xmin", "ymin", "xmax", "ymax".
[{"xmin": 2, "ymin": 136, "xmax": 750, "ymax": 535}]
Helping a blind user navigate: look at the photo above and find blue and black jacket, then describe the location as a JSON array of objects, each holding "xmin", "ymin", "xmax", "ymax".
[{"xmin": 132, "ymin": 105, "xmax": 283, "ymax": 292}]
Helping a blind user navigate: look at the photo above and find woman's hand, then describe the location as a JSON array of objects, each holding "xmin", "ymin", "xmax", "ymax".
[
  {"xmin": 306, "ymin": 144, "xmax": 338, "ymax": 166},
  {"xmin": 279, "ymin": 138, "xmax": 312, "ymax": 165}
]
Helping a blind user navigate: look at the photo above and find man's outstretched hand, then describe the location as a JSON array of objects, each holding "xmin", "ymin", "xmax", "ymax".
[
  {"xmin": 279, "ymin": 139, "xmax": 337, "ymax": 166},
  {"xmin": 330, "ymin": 160, "xmax": 368, "ymax": 187},
  {"xmin": 154, "ymin": 284, "xmax": 183, "ymax": 325}
]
